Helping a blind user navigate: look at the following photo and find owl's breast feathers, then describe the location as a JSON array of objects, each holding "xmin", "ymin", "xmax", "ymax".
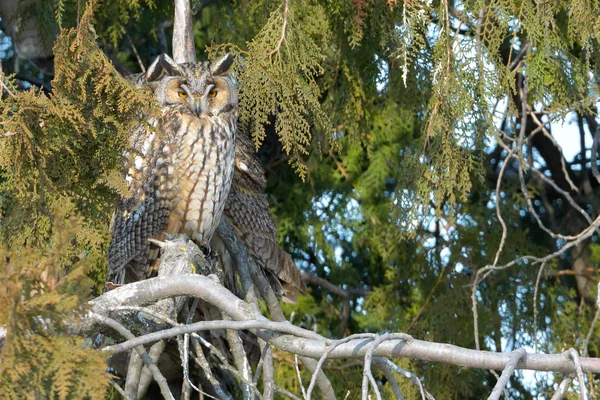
[{"xmin": 108, "ymin": 109, "xmax": 236, "ymax": 283}]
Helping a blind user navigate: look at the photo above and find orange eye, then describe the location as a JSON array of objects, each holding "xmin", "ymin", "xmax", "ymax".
[
  {"xmin": 208, "ymin": 89, "xmax": 218, "ymax": 98},
  {"xmin": 178, "ymin": 90, "xmax": 188, "ymax": 98}
]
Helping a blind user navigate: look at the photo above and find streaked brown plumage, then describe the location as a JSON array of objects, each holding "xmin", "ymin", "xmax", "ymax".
[
  {"xmin": 107, "ymin": 54, "xmax": 305, "ymax": 302},
  {"xmin": 107, "ymin": 54, "xmax": 237, "ymax": 284},
  {"xmin": 218, "ymin": 132, "xmax": 306, "ymax": 302}
]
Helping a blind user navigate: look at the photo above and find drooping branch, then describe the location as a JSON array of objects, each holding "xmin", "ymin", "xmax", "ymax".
[{"xmin": 217, "ymin": 219, "xmax": 337, "ymax": 400}]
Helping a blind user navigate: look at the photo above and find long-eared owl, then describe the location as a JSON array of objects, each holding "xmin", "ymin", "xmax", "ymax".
[
  {"xmin": 107, "ymin": 53, "xmax": 305, "ymax": 303},
  {"xmin": 107, "ymin": 53, "xmax": 237, "ymax": 284}
]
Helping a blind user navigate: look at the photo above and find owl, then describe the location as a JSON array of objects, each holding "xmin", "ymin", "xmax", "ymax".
[
  {"xmin": 107, "ymin": 53, "xmax": 237, "ymax": 285},
  {"xmin": 214, "ymin": 131, "xmax": 307, "ymax": 302}
]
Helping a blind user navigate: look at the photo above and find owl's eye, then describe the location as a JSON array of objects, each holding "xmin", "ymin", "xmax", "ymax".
[
  {"xmin": 178, "ymin": 90, "xmax": 188, "ymax": 99},
  {"xmin": 208, "ymin": 89, "xmax": 218, "ymax": 98}
]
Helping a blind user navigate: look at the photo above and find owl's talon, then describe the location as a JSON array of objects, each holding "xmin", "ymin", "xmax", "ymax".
[
  {"xmin": 198, "ymin": 241, "xmax": 211, "ymax": 256},
  {"xmin": 197, "ymin": 241, "xmax": 218, "ymax": 259}
]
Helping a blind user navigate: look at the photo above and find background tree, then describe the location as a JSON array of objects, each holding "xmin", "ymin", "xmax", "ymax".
[{"xmin": 2, "ymin": 0, "xmax": 600, "ymax": 398}]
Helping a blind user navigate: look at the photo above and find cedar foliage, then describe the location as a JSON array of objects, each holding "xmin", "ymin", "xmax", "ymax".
[
  {"xmin": 2, "ymin": 0, "xmax": 600, "ymax": 398},
  {"xmin": 0, "ymin": 2, "xmax": 153, "ymax": 397}
]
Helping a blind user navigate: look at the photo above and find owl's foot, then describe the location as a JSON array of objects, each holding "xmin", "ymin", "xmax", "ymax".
[{"xmin": 198, "ymin": 241, "xmax": 218, "ymax": 260}]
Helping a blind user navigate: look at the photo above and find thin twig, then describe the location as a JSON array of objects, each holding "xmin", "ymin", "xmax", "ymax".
[
  {"xmin": 91, "ymin": 313, "xmax": 175, "ymax": 400},
  {"xmin": 406, "ymin": 265, "xmax": 447, "ymax": 333},
  {"xmin": 472, "ymin": 141, "xmax": 516, "ymax": 349},
  {"xmin": 528, "ymin": 110, "xmax": 578, "ymax": 192},
  {"xmin": 377, "ymin": 358, "xmax": 434, "ymax": 400},
  {"xmin": 137, "ymin": 341, "xmax": 167, "ymax": 399},
  {"xmin": 328, "ymin": 148, "xmax": 349, "ymax": 180},
  {"xmin": 593, "ymin": 125, "xmax": 600, "ymax": 184},
  {"xmin": 362, "ymin": 334, "xmax": 412, "ymax": 400},
  {"xmin": 372, "ymin": 359, "xmax": 404, "ymax": 400},
  {"xmin": 275, "ymin": 386, "xmax": 303, "ymax": 400},
  {"xmin": 307, "ymin": 334, "xmax": 377, "ymax": 399},
  {"xmin": 0, "ymin": 60, "xmax": 16, "ymax": 98},
  {"xmin": 189, "ymin": 335, "xmax": 233, "ymax": 400},
  {"xmin": 110, "ymin": 379, "xmax": 127, "ymax": 398},
  {"xmin": 295, "ymin": 354, "xmax": 308, "ymax": 399},
  {"xmin": 178, "ymin": 329, "xmax": 202, "ymax": 395},
  {"xmin": 582, "ymin": 283, "xmax": 600, "ymax": 358},
  {"xmin": 127, "ymin": 35, "xmax": 146, "ymax": 73},
  {"xmin": 104, "ymin": 318, "xmax": 322, "ymax": 354},
  {"xmin": 268, "ymin": 0, "xmax": 290, "ymax": 57},
  {"xmin": 533, "ymin": 262, "xmax": 547, "ymax": 352},
  {"xmin": 566, "ymin": 349, "xmax": 588, "ymax": 400},
  {"xmin": 550, "ymin": 375, "xmax": 574, "ymax": 400},
  {"xmin": 488, "ymin": 348, "xmax": 526, "ymax": 400},
  {"xmin": 0, "ymin": 131, "xmax": 17, "ymax": 138}
]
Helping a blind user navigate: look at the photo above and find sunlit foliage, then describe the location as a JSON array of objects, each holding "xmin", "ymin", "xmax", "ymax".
[{"xmin": 2, "ymin": 0, "xmax": 600, "ymax": 397}]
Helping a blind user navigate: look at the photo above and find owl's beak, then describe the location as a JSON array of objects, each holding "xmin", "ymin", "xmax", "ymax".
[{"xmin": 193, "ymin": 99, "xmax": 202, "ymax": 116}]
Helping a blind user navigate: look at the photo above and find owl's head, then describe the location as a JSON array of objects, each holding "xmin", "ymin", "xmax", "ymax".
[{"xmin": 144, "ymin": 54, "xmax": 237, "ymax": 118}]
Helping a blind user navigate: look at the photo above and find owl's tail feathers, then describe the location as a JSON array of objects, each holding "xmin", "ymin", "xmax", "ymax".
[
  {"xmin": 244, "ymin": 235, "xmax": 307, "ymax": 304},
  {"xmin": 277, "ymin": 250, "xmax": 307, "ymax": 304}
]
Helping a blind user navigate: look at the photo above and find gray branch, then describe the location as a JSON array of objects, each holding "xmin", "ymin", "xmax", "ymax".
[
  {"xmin": 87, "ymin": 273, "xmax": 600, "ymax": 376},
  {"xmin": 488, "ymin": 348, "xmax": 526, "ymax": 400},
  {"xmin": 172, "ymin": 0, "xmax": 196, "ymax": 63}
]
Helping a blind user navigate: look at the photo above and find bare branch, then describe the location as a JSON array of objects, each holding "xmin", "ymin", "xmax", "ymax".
[
  {"xmin": 372, "ymin": 359, "xmax": 405, "ymax": 400},
  {"xmin": 173, "ymin": 0, "xmax": 196, "ymax": 63},
  {"xmin": 275, "ymin": 386, "xmax": 303, "ymax": 400},
  {"xmin": 91, "ymin": 313, "xmax": 175, "ymax": 400},
  {"xmin": 110, "ymin": 379, "xmax": 128, "ymax": 398},
  {"xmin": 137, "ymin": 341, "xmax": 166, "ymax": 399},
  {"xmin": 127, "ymin": 34, "xmax": 145, "ymax": 72},
  {"xmin": 582, "ymin": 283, "xmax": 600, "ymax": 358},
  {"xmin": 225, "ymin": 313, "xmax": 255, "ymax": 400},
  {"xmin": 301, "ymin": 357, "xmax": 337, "ymax": 400},
  {"xmin": 533, "ymin": 262, "xmax": 546, "ymax": 352},
  {"xmin": 307, "ymin": 334, "xmax": 376, "ymax": 399},
  {"xmin": 259, "ymin": 342, "xmax": 276, "ymax": 400},
  {"xmin": 125, "ymin": 350, "xmax": 144, "ymax": 398},
  {"xmin": 302, "ymin": 273, "xmax": 369, "ymax": 299},
  {"xmin": 566, "ymin": 349, "xmax": 588, "ymax": 400},
  {"xmin": 373, "ymin": 358, "xmax": 436, "ymax": 400},
  {"xmin": 189, "ymin": 335, "xmax": 233, "ymax": 400},
  {"xmin": 294, "ymin": 355, "xmax": 308, "ymax": 399},
  {"xmin": 363, "ymin": 334, "xmax": 411, "ymax": 400},
  {"xmin": 593, "ymin": 125, "xmax": 600, "ymax": 184},
  {"xmin": 488, "ymin": 348, "xmax": 526, "ymax": 400},
  {"xmin": 218, "ymin": 219, "xmax": 337, "ymax": 399},
  {"xmin": 550, "ymin": 375, "xmax": 574, "ymax": 400},
  {"xmin": 88, "ymin": 274, "xmax": 600, "ymax": 375}
]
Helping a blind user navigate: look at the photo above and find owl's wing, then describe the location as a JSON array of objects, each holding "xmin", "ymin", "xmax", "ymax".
[
  {"xmin": 233, "ymin": 131, "xmax": 268, "ymax": 192},
  {"xmin": 107, "ymin": 122, "xmax": 169, "ymax": 284},
  {"xmin": 224, "ymin": 133, "xmax": 306, "ymax": 302}
]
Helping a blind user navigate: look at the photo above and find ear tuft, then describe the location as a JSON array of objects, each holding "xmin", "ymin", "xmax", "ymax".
[
  {"xmin": 146, "ymin": 54, "xmax": 185, "ymax": 82},
  {"xmin": 210, "ymin": 54, "xmax": 234, "ymax": 76}
]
